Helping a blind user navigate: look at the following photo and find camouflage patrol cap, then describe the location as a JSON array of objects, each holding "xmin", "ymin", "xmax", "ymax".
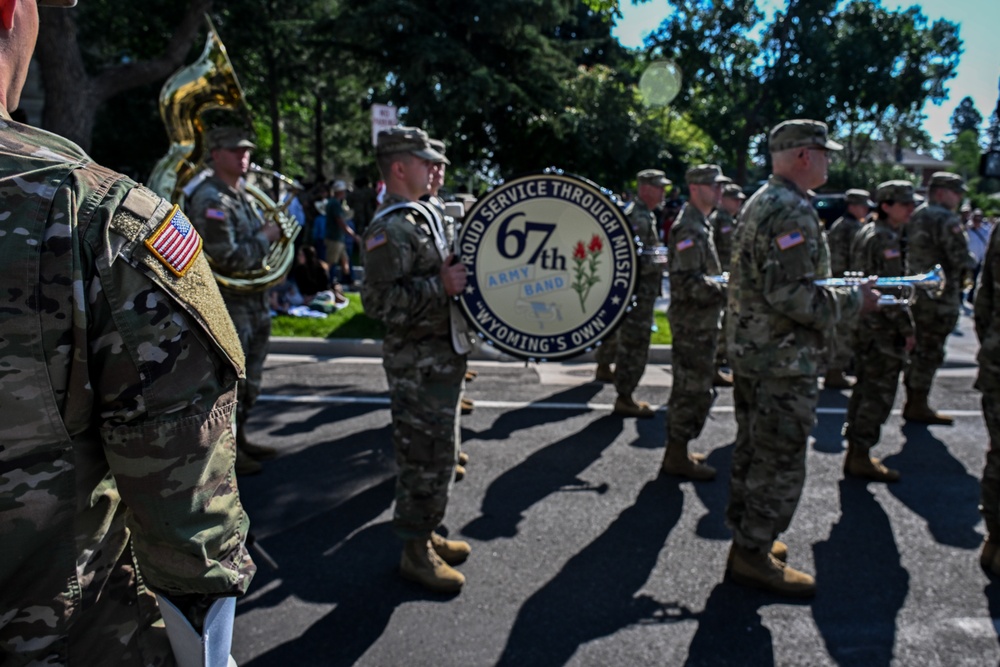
[
  {"xmin": 377, "ymin": 126, "xmax": 447, "ymax": 162},
  {"xmin": 929, "ymin": 171, "xmax": 967, "ymax": 193},
  {"xmin": 845, "ymin": 188, "xmax": 874, "ymax": 207},
  {"xmin": 637, "ymin": 169, "xmax": 671, "ymax": 187},
  {"xmin": 875, "ymin": 180, "xmax": 915, "ymax": 204},
  {"xmin": 722, "ymin": 183, "xmax": 746, "ymax": 200},
  {"xmin": 768, "ymin": 119, "xmax": 843, "ymax": 153},
  {"xmin": 427, "ymin": 138, "xmax": 451, "ymax": 165},
  {"xmin": 207, "ymin": 126, "xmax": 257, "ymax": 151},
  {"xmin": 685, "ymin": 164, "xmax": 727, "ymax": 185},
  {"xmin": 37, "ymin": 0, "xmax": 77, "ymax": 6}
]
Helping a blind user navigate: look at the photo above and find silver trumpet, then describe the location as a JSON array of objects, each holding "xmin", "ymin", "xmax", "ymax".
[{"xmin": 706, "ymin": 264, "xmax": 945, "ymax": 307}]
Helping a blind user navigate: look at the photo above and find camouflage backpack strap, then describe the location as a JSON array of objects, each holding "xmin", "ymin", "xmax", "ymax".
[
  {"xmin": 101, "ymin": 183, "xmax": 246, "ymax": 373},
  {"xmin": 372, "ymin": 200, "xmax": 450, "ymax": 260}
]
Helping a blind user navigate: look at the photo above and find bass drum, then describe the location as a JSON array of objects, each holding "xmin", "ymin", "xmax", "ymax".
[{"xmin": 456, "ymin": 171, "xmax": 638, "ymax": 361}]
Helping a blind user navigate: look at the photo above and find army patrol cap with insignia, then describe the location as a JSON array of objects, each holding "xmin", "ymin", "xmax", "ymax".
[
  {"xmin": 637, "ymin": 169, "xmax": 671, "ymax": 187},
  {"xmin": 875, "ymin": 180, "xmax": 915, "ymax": 204},
  {"xmin": 685, "ymin": 164, "xmax": 728, "ymax": 185},
  {"xmin": 929, "ymin": 171, "xmax": 967, "ymax": 193},
  {"xmin": 722, "ymin": 183, "xmax": 746, "ymax": 200},
  {"xmin": 207, "ymin": 126, "xmax": 257, "ymax": 151},
  {"xmin": 845, "ymin": 188, "xmax": 874, "ymax": 207},
  {"xmin": 428, "ymin": 138, "xmax": 451, "ymax": 165},
  {"xmin": 377, "ymin": 126, "xmax": 448, "ymax": 162},
  {"xmin": 769, "ymin": 119, "xmax": 843, "ymax": 153}
]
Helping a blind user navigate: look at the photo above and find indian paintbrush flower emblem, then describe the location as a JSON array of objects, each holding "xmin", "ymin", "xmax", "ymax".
[{"xmin": 571, "ymin": 234, "xmax": 603, "ymax": 312}]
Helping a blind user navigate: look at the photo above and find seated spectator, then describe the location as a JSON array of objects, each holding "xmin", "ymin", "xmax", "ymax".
[{"xmin": 269, "ymin": 278, "xmax": 305, "ymax": 315}]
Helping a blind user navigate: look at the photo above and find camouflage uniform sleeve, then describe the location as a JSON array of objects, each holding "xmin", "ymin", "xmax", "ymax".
[
  {"xmin": 976, "ymin": 225, "xmax": 1000, "ymax": 345},
  {"xmin": 361, "ymin": 216, "xmax": 449, "ymax": 329},
  {"xmin": 669, "ymin": 220, "xmax": 724, "ymax": 307},
  {"xmin": 827, "ymin": 218, "xmax": 850, "ymax": 277},
  {"xmin": 760, "ymin": 203, "xmax": 861, "ymax": 331},
  {"xmin": 187, "ymin": 183, "xmax": 270, "ymax": 274},
  {"xmin": 942, "ymin": 212, "xmax": 978, "ymax": 273},
  {"xmin": 86, "ymin": 183, "xmax": 254, "ymax": 598}
]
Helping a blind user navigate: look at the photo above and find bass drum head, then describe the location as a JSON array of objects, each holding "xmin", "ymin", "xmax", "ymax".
[{"xmin": 457, "ymin": 172, "xmax": 638, "ymax": 361}]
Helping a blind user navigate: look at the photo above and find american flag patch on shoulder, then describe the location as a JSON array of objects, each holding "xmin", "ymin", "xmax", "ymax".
[
  {"xmin": 676, "ymin": 238, "xmax": 694, "ymax": 251},
  {"xmin": 144, "ymin": 205, "xmax": 203, "ymax": 277},
  {"xmin": 205, "ymin": 208, "xmax": 226, "ymax": 221},
  {"xmin": 776, "ymin": 229, "xmax": 805, "ymax": 250},
  {"xmin": 883, "ymin": 248, "xmax": 900, "ymax": 259},
  {"xmin": 366, "ymin": 231, "xmax": 388, "ymax": 251}
]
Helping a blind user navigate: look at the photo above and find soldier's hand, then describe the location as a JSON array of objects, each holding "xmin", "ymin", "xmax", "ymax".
[
  {"xmin": 262, "ymin": 221, "xmax": 282, "ymax": 243},
  {"xmin": 858, "ymin": 279, "xmax": 881, "ymax": 315},
  {"xmin": 440, "ymin": 254, "xmax": 467, "ymax": 296},
  {"xmin": 904, "ymin": 335, "xmax": 916, "ymax": 353}
]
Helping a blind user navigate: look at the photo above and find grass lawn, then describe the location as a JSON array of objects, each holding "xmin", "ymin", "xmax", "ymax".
[{"xmin": 271, "ymin": 292, "xmax": 674, "ymax": 345}]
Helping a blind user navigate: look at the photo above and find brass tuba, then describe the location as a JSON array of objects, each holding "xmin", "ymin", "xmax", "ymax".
[{"xmin": 148, "ymin": 16, "xmax": 300, "ymax": 293}]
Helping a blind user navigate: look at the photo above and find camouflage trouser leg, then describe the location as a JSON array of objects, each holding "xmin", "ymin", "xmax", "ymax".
[
  {"xmin": 904, "ymin": 299, "xmax": 959, "ymax": 393},
  {"xmin": 224, "ymin": 291, "xmax": 271, "ymax": 430},
  {"xmin": 595, "ymin": 331, "xmax": 617, "ymax": 367},
  {"xmin": 980, "ymin": 381, "xmax": 1000, "ymax": 536},
  {"xmin": 844, "ymin": 339, "xmax": 905, "ymax": 453},
  {"xmin": 714, "ymin": 310, "xmax": 728, "ymax": 368},
  {"xmin": 726, "ymin": 374, "xmax": 754, "ymax": 530},
  {"xmin": 726, "ymin": 375, "xmax": 818, "ymax": 553},
  {"xmin": 667, "ymin": 324, "xmax": 718, "ymax": 445},
  {"xmin": 386, "ymin": 365, "xmax": 465, "ymax": 541},
  {"xmin": 612, "ymin": 274, "xmax": 660, "ymax": 397},
  {"xmin": 828, "ymin": 317, "xmax": 857, "ymax": 371}
]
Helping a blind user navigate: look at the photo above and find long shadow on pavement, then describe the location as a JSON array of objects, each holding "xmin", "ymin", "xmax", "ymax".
[
  {"xmin": 692, "ymin": 443, "xmax": 735, "ymax": 542},
  {"xmin": 237, "ymin": 479, "xmax": 430, "ymax": 667},
  {"xmin": 684, "ymin": 582, "xmax": 778, "ymax": 667},
  {"xmin": 882, "ymin": 422, "xmax": 982, "ymax": 549},
  {"xmin": 469, "ymin": 384, "xmax": 605, "ymax": 442},
  {"xmin": 462, "ymin": 414, "xmax": 623, "ymax": 540},
  {"xmin": 813, "ymin": 479, "xmax": 908, "ymax": 666},
  {"xmin": 495, "ymin": 477, "xmax": 692, "ymax": 667}
]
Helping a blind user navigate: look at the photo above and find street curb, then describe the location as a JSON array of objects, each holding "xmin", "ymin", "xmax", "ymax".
[{"xmin": 269, "ymin": 336, "xmax": 674, "ymax": 364}]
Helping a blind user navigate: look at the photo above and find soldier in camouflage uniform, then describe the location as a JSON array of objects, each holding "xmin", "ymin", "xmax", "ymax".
[
  {"xmin": 595, "ymin": 169, "xmax": 670, "ymax": 418},
  {"xmin": 976, "ymin": 222, "xmax": 1000, "ymax": 576},
  {"xmin": 661, "ymin": 164, "xmax": 729, "ymax": 481},
  {"xmin": 186, "ymin": 126, "xmax": 283, "ymax": 475},
  {"xmin": 902, "ymin": 171, "xmax": 978, "ymax": 425},
  {"xmin": 724, "ymin": 119, "xmax": 877, "ymax": 597},
  {"xmin": 824, "ymin": 188, "xmax": 873, "ymax": 389},
  {"xmin": 0, "ymin": 1, "xmax": 255, "ymax": 662},
  {"xmin": 710, "ymin": 182, "xmax": 746, "ymax": 380},
  {"xmin": 842, "ymin": 181, "xmax": 918, "ymax": 482},
  {"xmin": 362, "ymin": 127, "xmax": 471, "ymax": 594}
]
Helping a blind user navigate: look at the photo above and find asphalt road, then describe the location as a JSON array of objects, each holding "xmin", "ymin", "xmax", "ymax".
[{"xmin": 231, "ymin": 308, "xmax": 997, "ymax": 667}]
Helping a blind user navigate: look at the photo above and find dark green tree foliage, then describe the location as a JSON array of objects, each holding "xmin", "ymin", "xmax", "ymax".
[
  {"xmin": 646, "ymin": 0, "xmax": 960, "ymax": 184},
  {"xmin": 950, "ymin": 96, "xmax": 983, "ymax": 139}
]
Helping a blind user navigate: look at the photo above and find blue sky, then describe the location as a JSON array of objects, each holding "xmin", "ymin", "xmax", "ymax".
[{"xmin": 612, "ymin": 0, "xmax": 1000, "ymax": 145}]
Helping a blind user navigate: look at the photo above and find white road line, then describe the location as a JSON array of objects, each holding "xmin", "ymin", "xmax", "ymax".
[{"xmin": 257, "ymin": 394, "xmax": 983, "ymax": 417}]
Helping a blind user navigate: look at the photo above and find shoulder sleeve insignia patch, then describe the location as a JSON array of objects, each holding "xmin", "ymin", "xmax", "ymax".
[
  {"xmin": 776, "ymin": 229, "xmax": 805, "ymax": 250},
  {"xmin": 144, "ymin": 205, "xmax": 203, "ymax": 277},
  {"xmin": 676, "ymin": 238, "xmax": 694, "ymax": 251},
  {"xmin": 205, "ymin": 207, "xmax": 226, "ymax": 221},
  {"xmin": 366, "ymin": 231, "xmax": 388, "ymax": 252},
  {"xmin": 721, "ymin": 225, "xmax": 732, "ymax": 234},
  {"xmin": 883, "ymin": 248, "xmax": 900, "ymax": 259}
]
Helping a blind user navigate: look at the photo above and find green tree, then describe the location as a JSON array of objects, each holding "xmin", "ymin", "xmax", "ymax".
[{"xmin": 950, "ymin": 96, "xmax": 983, "ymax": 139}]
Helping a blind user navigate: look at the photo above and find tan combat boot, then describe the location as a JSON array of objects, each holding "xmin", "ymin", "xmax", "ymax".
[
  {"xmin": 660, "ymin": 444, "xmax": 716, "ymax": 481},
  {"xmin": 824, "ymin": 369, "xmax": 855, "ymax": 390},
  {"xmin": 981, "ymin": 530, "xmax": 1000, "ymax": 576},
  {"xmin": 465, "ymin": 369, "xmax": 478, "ymax": 381},
  {"xmin": 903, "ymin": 388, "xmax": 954, "ymax": 425},
  {"xmin": 458, "ymin": 451, "xmax": 469, "ymax": 466},
  {"xmin": 613, "ymin": 395, "xmax": 655, "ymax": 419},
  {"xmin": 843, "ymin": 442, "xmax": 900, "ymax": 482},
  {"xmin": 461, "ymin": 397, "xmax": 475, "ymax": 415},
  {"xmin": 454, "ymin": 464, "xmax": 466, "ymax": 482},
  {"xmin": 595, "ymin": 363, "xmax": 615, "ymax": 383},
  {"xmin": 728, "ymin": 544, "xmax": 815, "ymax": 598},
  {"xmin": 430, "ymin": 532, "xmax": 471, "ymax": 565},
  {"xmin": 727, "ymin": 540, "xmax": 788, "ymax": 567},
  {"xmin": 400, "ymin": 538, "xmax": 465, "ymax": 593}
]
